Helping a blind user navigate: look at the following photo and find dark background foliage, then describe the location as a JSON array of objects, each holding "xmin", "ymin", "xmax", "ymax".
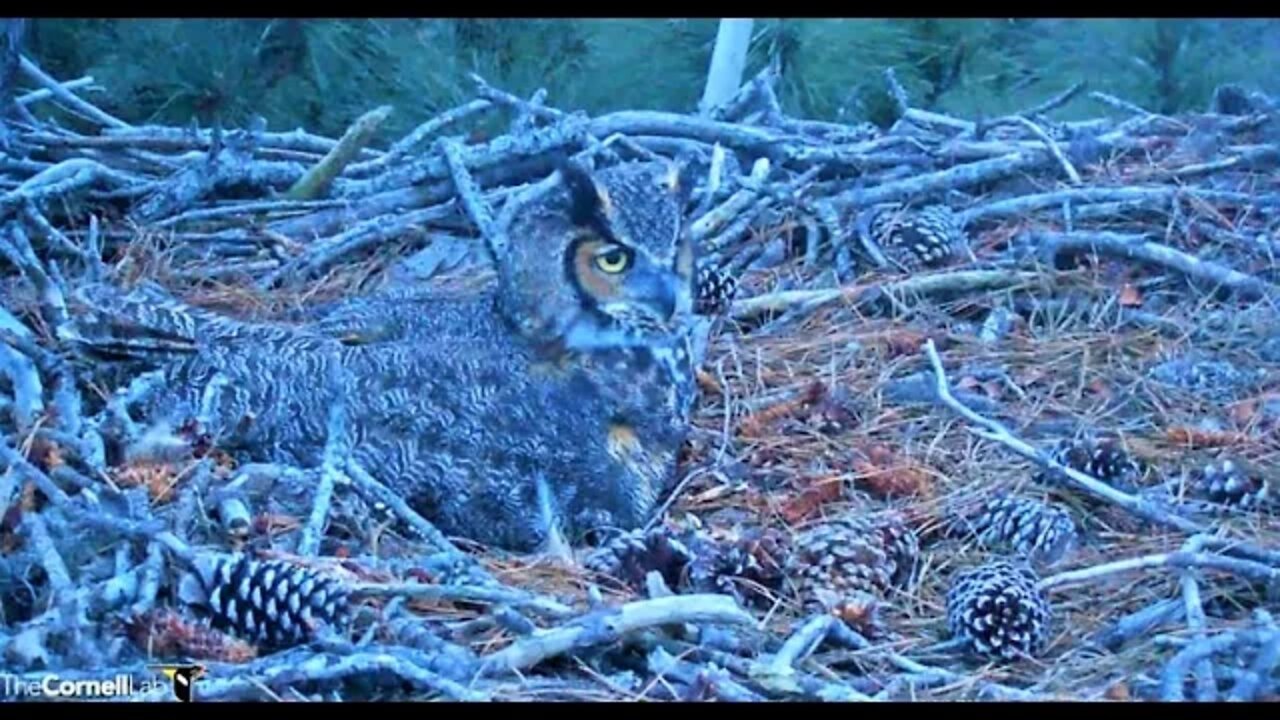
[{"xmin": 24, "ymin": 19, "xmax": 1280, "ymax": 140}]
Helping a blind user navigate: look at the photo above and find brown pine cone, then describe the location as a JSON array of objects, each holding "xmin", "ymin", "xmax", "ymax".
[
  {"xmin": 582, "ymin": 526, "xmax": 695, "ymax": 592},
  {"xmin": 786, "ymin": 513, "xmax": 919, "ymax": 611},
  {"xmin": 1034, "ymin": 437, "xmax": 1146, "ymax": 491},
  {"xmin": 686, "ymin": 526, "xmax": 789, "ymax": 606}
]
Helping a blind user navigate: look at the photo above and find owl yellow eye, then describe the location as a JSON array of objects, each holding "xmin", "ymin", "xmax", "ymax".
[{"xmin": 594, "ymin": 247, "xmax": 631, "ymax": 274}]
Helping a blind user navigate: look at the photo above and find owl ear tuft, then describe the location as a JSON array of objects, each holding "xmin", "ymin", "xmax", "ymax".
[
  {"xmin": 559, "ymin": 159, "xmax": 608, "ymax": 228},
  {"xmin": 669, "ymin": 153, "xmax": 699, "ymax": 207}
]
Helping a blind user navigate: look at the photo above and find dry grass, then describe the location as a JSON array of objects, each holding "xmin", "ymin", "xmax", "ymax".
[
  {"xmin": 81, "ymin": 213, "xmax": 1274, "ymax": 699},
  {"xmin": 7, "ymin": 134, "xmax": 1276, "ymax": 699},
  {"xmin": 628, "ymin": 245, "xmax": 1279, "ymax": 698}
]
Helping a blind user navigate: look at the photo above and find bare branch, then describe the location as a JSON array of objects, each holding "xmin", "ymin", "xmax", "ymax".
[
  {"xmin": 285, "ymin": 105, "xmax": 393, "ymax": 200},
  {"xmin": 1030, "ymin": 230, "xmax": 1278, "ymax": 301},
  {"xmin": 732, "ymin": 269, "xmax": 1037, "ymax": 320},
  {"xmin": 17, "ymin": 55, "xmax": 129, "ymax": 129},
  {"xmin": 346, "ymin": 99, "xmax": 493, "ymax": 178},
  {"xmin": 479, "ymin": 594, "xmax": 754, "ymax": 676},
  {"xmin": 920, "ymin": 338, "xmax": 1205, "ymax": 535},
  {"xmin": 16, "ymin": 75, "xmax": 97, "ymax": 106}
]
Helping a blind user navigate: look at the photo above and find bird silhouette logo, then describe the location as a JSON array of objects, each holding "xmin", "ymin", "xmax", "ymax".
[{"xmin": 150, "ymin": 664, "xmax": 207, "ymax": 702}]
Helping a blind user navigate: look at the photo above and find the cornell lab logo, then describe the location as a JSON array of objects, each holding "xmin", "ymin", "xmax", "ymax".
[{"xmin": 150, "ymin": 664, "xmax": 207, "ymax": 702}]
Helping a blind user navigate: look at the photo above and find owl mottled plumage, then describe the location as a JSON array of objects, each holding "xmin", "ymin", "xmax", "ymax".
[{"xmin": 70, "ymin": 160, "xmax": 705, "ymax": 553}]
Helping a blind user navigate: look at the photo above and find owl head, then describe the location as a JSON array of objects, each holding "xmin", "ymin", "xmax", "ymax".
[{"xmin": 496, "ymin": 159, "xmax": 698, "ymax": 353}]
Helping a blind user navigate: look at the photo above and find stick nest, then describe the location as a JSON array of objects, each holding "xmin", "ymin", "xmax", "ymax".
[{"xmin": 2, "ymin": 61, "xmax": 1280, "ymax": 701}]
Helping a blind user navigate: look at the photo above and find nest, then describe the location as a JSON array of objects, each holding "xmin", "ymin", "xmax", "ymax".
[{"xmin": 1, "ymin": 55, "xmax": 1279, "ymax": 702}]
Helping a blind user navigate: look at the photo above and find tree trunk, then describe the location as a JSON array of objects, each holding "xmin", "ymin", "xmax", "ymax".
[
  {"xmin": 698, "ymin": 19, "xmax": 754, "ymax": 117},
  {"xmin": 1, "ymin": 19, "xmax": 25, "ymax": 118}
]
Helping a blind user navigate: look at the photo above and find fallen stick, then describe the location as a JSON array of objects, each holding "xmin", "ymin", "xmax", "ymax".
[
  {"xmin": 1179, "ymin": 538, "xmax": 1219, "ymax": 701},
  {"xmin": 820, "ymin": 624, "xmax": 1044, "ymax": 701},
  {"xmin": 296, "ymin": 365, "xmax": 349, "ymax": 557},
  {"xmin": 1089, "ymin": 91, "xmax": 1158, "ymax": 117},
  {"xmin": 1160, "ymin": 626, "xmax": 1280, "ymax": 701},
  {"xmin": 21, "ymin": 510, "xmax": 73, "ymax": 592},
  {"xmin": 129, "ymin": 541, "xmax": 165, "ymax": 617},
  {"xmin": 689, "ymin": 157, "xmax": 770, "ymax": 242},
  {"xmin": 139, "ymin": 649, "xmax": 490, "ymax": 702},
  {"xmin": 478, "ymin": 594, "xmax": 754, "ymax": 676},
  {"xmin": 959, "ymin": 185, "xmax": 1275, "ymax": 225},
  {"xmin": 731, "ymin": 269, "xmax": 1037, "ymax": 320},
  {"xmin": 1090, "ymin": 598, "xmax": 1186, "ymax": 651},
  {"xmin": 20, "ymin": 201, "xmax": 89, "ymax": 260},
  {"xmin": 1030, "ymin": 230, "xmax": 1278, "ymax": 300},
  {"xmin": 903, "ymin": 107, "xmax": 975, "ymax": 134},
  {"xmin": 1015, "ymin": 80, "xmax": 1087, "ymax": 120},
  {"xmin": 767, "ymin": 614, "xmax": 839, "ymax": 675},
  {"xmin": 679, "ymin": 639, "xmax": 878, "ymax": 701},
  {"xmin": 439, "ymin": 136, "xmax": 504, "ymax": 260},
  {"xmin": 920, "ymin": 338, "xmax": 1205, "ymax": 536},
  {"xmin": 1039, "ymin": 549, "xmax": 1280, "ymax": 592},
  {"xmin": 346, "ymin": 113, "xmax": 588, "ymax": 197},
  {"xmin": 285, "ymin": 105, "xmax": 392, "ymax": 200},
  {"xmin": 258, "ymin": 201, "xmax": 463, "ymax": 288},
  {"xmin": 100, "ymin": 124, "xmax": 380, "ymax": 159},
  {"xmin": 0, "ymin": 157, "xmax": 140, "ymax": 217},
  {"xmin": 1228, "ymin": 627, "xmax": 1280, "ymax": 701},
  {"xmin": 588, "ymin": 110, "xmax": 797, "ymax": 159},
  {"xmin": 153, "ymin": 198, "xmax": 345, "ymax": 228},
  {"xmin": 0, "ymin": 225, "xmax": 68, "ymax": 336},
  {"xmin": 1002, "ymin": 115, "xmax": 1081, "ymax": 184},
  {"xmin": 17, "ymin": 55, "xmax": 129, "ymax": 129},
  {"xmin": 351, "ymin": 581, "xmax": 575, "ymax": 619},
  {"xmin": 1171, "ymin": 144, "xmax": 1280, "ymax": 178},
  {"xmin": 0, "ymin": 342, "xmax": 44, "ymax": 430},
  {"xmin": 16, "ymin": 76, "xmax": 96, "ymax": 106},
  {"xmin": 471, "ymin": 72, "xmax": 564, "ymax": 124},
  {"xmin": 647, "ymin": 647, "xmax": 767, "ymax": 701},
  {"xmin": 342, "ymin": 459, "xmax": 465, "ymax": 559},
  {"xmin": 131, "ymin": 147, "xmax": 304, "ymax": 223},
  {"xmin": 346, "ymin": 98, "xmax": 493, "ymax": 178}
]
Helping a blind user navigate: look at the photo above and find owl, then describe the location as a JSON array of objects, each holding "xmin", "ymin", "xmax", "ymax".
[{"xmin": 68, "ymin": 159, "xmax": 706, "ymax": 554}]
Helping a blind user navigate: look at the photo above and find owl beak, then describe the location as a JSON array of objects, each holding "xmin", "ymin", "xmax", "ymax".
[{"xmin": 627, "ymin": 269, "xmax": 678, "ymax": 320}]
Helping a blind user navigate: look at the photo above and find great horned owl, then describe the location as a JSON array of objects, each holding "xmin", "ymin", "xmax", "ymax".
[{"xmin": 70, "ymin": 160, "xmax": 705, "ymax": 553}]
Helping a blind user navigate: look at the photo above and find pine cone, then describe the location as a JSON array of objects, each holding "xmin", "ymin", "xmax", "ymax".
[
  {"xmin": 787, "ymin": 513, "xmax": 919, "ymax": 610},
  {"xmin": 832, "ymin": 589, "xmax": 888, "ymax": 639},
  {"xmin": 800, "ymin": 381, "xmax": 859, "ymax": 435},
  {"xmin": 418, "ymin": 552, "xmax": 498, "ymax": 587},
  {"xmin": 946, "ymin": 561, "xmax": 1051, "ymax": 661},
  {"xmin": 868, "ymin": 204, "xmax": 967, "ymax": 270},
  {"xmin": 1188, "ymin": 456, "xmax": 1272, "ymax": 510},
  {"xmin": 582, "ymin": 526, "xmax": 695, "ymax": 592},
  {"xmin": 126, "ymin": 608, "xmax": 258, "ymax": 663},
  {"xmin": 964, "ymin": 494, "xmax": 1079, "ymax": 566},
  {"xmin": 1034, "ymin": 437, "xmax": 1145, "ymax": 491},
  {"xmin": 178, "ymin": 553, "xmax": 351, "ymax": 650},
  {"xmin": 694, "ymin": 265, "xmax": 738, "ymax": 316},
  {"xmin": 686, "ymin": 526, "xmax": 789, "ymax": 606}
]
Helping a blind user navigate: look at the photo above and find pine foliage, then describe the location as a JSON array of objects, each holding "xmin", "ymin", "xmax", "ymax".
[{"xmin": 24, "ymin": 19, "xmax": 1280, "ymax": 142}]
